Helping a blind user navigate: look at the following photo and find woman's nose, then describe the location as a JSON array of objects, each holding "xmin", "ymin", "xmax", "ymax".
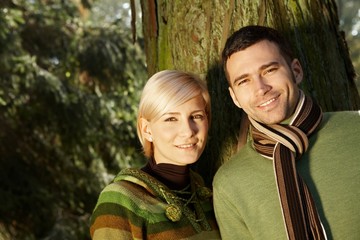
[{"xmin": 179, "ymin": 120, "xmax": 195, "ymax": 137}]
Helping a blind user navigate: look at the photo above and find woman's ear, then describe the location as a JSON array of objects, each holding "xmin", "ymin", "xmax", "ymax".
[
  {"xmin": 140, "ymin": 118, "xmax": 153, "ymax": 142},
  {"xmin": 291, "ymin": 59, "xmax": 303, "ymax": 85}
]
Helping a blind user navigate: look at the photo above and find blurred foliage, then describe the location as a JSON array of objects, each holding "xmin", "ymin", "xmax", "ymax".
[
  {"xmin": 337, "ymin": 0, "xmax": 360, "ymax": 92},
  {"xmin": 0, "ymin": 0, "xmax": 146, "ymax": 239}
]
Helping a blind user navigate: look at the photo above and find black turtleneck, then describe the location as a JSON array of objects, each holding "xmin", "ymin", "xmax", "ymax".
[{"xmin": 141, "ymin": 158, "xmax": 190, "ymax": 190}]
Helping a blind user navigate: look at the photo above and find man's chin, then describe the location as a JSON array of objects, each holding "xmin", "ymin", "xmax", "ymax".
[{"xmin": 255, "ymin": 114, "xmax": 287, "ymax": 125}]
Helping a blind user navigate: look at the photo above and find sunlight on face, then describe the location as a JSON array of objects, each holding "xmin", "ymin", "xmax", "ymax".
[
  {"xmin": 147, "ymin": 95, "xmax": 208, "ymax": 166},
  {"xmin": 227, "ymin": 40, "xmax": 302, "ymax": 124}
]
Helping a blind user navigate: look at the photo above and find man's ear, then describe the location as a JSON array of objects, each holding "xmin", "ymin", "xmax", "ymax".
[
  {"xmin": 228, "ymin": 87, "xmax": 242, "ymax": 109},
  {"xmin": 291, "ymin": 59, "xmax": 303, "ymax": 85},
  {"xmin": 140, "ymin": 118, "xmax": 153, "ymax": 142}
]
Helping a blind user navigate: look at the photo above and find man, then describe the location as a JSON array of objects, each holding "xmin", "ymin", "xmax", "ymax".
[{"xmin": 213, "ymin": 25, "xmax": 360, "ymax": 240}]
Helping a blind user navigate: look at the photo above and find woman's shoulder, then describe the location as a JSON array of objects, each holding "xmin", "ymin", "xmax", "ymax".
[
  {"xmin": 105, "ymin": 168, "xmax": 160, "ymax": 197},
  {"xmin": 98, "ymin": 176, "xmax": 150, "ymax": 201},
  {"xmin": 95, "ymin": 168, "xmax": 166, "ymax": 212}
]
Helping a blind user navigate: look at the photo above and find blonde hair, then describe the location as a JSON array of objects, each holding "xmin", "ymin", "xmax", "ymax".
[{"xmin": 137, "ymin": 70, "xmax": 211, "ymax": 159}]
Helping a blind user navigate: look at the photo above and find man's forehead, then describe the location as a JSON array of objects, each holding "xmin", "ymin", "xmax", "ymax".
[{"xmin": 227, "ymin": 41, "xmax": 282, "ymax": 66}]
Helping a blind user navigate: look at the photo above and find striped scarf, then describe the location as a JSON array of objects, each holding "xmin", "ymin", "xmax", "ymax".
[{"xmin": 249, "ymin": 91, "xmax": 327, "ymax": 240}]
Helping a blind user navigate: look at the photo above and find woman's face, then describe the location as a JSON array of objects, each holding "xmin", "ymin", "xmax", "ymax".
[{"xmin": 143, "ymin": 94, "xmax": 208, "ymax": 166}]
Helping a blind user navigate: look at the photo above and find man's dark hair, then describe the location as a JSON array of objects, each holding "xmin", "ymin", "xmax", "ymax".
[{"xmin": 222, "ymin": 25, "xmax": 295, "ymax": 78}]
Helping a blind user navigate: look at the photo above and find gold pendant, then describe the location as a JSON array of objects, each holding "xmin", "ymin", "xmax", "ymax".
[{"xmin": 165, "ymin": 204, "xmax": 182, "ymax": 222}]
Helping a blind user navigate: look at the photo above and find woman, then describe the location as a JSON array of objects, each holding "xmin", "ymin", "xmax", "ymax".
[{"xmin": 90, "ymin": 70, "xmax": 220, "ymax": 239}]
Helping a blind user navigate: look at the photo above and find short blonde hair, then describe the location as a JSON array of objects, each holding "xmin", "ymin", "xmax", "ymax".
[{"xmin": 137, "ymin": 70, "xmax": 211, "ymax": 159}]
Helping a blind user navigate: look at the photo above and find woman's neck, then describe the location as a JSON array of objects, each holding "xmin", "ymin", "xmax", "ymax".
[{"xmin": 141, "ymin": 158, "xmax": 190, "ymax": 190}]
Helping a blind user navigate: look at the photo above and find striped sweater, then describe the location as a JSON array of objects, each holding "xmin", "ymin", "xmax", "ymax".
[{"xmin": 90, "ymin": 168, "xmax": 220, "ymax": 239}]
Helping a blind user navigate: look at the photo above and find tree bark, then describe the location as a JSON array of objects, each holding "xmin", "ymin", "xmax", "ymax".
[{"xmin": 140, "ymin": 0, "xmax": 360, "ymax": 184}]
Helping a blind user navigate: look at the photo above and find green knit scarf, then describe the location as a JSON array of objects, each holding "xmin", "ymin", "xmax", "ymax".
[{"xmin": 119, "ymin": 168, "xmax": 213, "ymax": 233}]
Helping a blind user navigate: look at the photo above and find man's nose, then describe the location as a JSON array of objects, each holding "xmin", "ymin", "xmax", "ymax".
[{"xmin": 254, "ymin": 76, "xmax": 271, "ymax": 96}]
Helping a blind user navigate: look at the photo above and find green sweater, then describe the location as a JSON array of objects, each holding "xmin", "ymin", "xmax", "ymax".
[
  {"xmin": 213, "ymin": 111, "xmax": 360, "ymax": 239},
  {"xmin": 90, "ymin": 168, "xmax": 220, "ymax": 239}
]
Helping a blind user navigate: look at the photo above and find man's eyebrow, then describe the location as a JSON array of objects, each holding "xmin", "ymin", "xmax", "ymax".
[
  {"xmin": 232, "ymin": 73, "xmax": 249, "ymax": 86},
  {"xmin": 259, "ymin": 61, "xmax": 279, "ymax": 70},
  {"xmin": 232, "ymin": 61, "xmax": 279, "ymax": 85}
]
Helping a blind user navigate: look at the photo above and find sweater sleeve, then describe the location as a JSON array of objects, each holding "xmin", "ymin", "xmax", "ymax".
[
  {"xmin": 213, "ymin": 177, "xmax": 252, "ymax": 240},
  {"xmin": 90, "ymin": 181, "xmax": 146, "ymax": 240}
]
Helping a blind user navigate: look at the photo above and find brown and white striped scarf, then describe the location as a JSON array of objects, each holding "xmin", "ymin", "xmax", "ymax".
[{"xmin": 249, "ymin": 91, "xmax": 327, "ymax": 240}]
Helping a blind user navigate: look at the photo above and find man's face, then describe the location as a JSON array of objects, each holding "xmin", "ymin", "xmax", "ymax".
[{"xmin": 226, "ymin": 40, "xmax": 303, "ymax": 124}]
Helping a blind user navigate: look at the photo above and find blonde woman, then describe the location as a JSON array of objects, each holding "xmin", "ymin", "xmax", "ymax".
[{"xmin": 90, "ymin": 70, "xmax": 220, "ymax": 239}]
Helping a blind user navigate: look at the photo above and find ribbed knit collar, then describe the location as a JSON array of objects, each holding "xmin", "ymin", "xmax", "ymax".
[{"xmin": 141, "ymin": 158, "xmax": 190, "ymax": 190}]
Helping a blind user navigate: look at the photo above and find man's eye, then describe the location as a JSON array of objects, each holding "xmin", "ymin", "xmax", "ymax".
[
  {"xmin": 237, "ymin": 79, "xmax": 248, "ymax": 86},
  {"xmin": 264, "ymin": 67, "xmax": 277, "ymax": 75}
]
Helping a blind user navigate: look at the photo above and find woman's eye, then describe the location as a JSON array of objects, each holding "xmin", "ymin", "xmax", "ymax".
[
  {"xmin": 165, "ymin": 117, "xmax": 177, "ymax": 122},
  {"xmin": 192, "ymin": 114, "xmax": 204, "ymax": 120}
]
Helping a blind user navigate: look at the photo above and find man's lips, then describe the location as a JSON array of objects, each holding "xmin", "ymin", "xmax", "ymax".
[{"xmin": 258, "ymin": 95, "xmax": 279, "ymax": 107}]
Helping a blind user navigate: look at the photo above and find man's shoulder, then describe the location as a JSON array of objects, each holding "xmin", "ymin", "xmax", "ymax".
[
  {"xmin": 324, "ymin": 110, "xmax": 360, "ymax": 117},
  {"xmin": 213, "ymin": 143, "xmax": 259, "ymax": 185},
  {"xmin": 323, "ymin": 110, "xmax": 360, "ymax": 121},
  {"xmin": 321, "ymin": 110, "xmax": 360, "ymax": 133}
]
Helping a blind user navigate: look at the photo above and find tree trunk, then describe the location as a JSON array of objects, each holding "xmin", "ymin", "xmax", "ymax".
[{"xmin": 140, "ymin": 0, "xmax": 360, "ymax": 185}]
